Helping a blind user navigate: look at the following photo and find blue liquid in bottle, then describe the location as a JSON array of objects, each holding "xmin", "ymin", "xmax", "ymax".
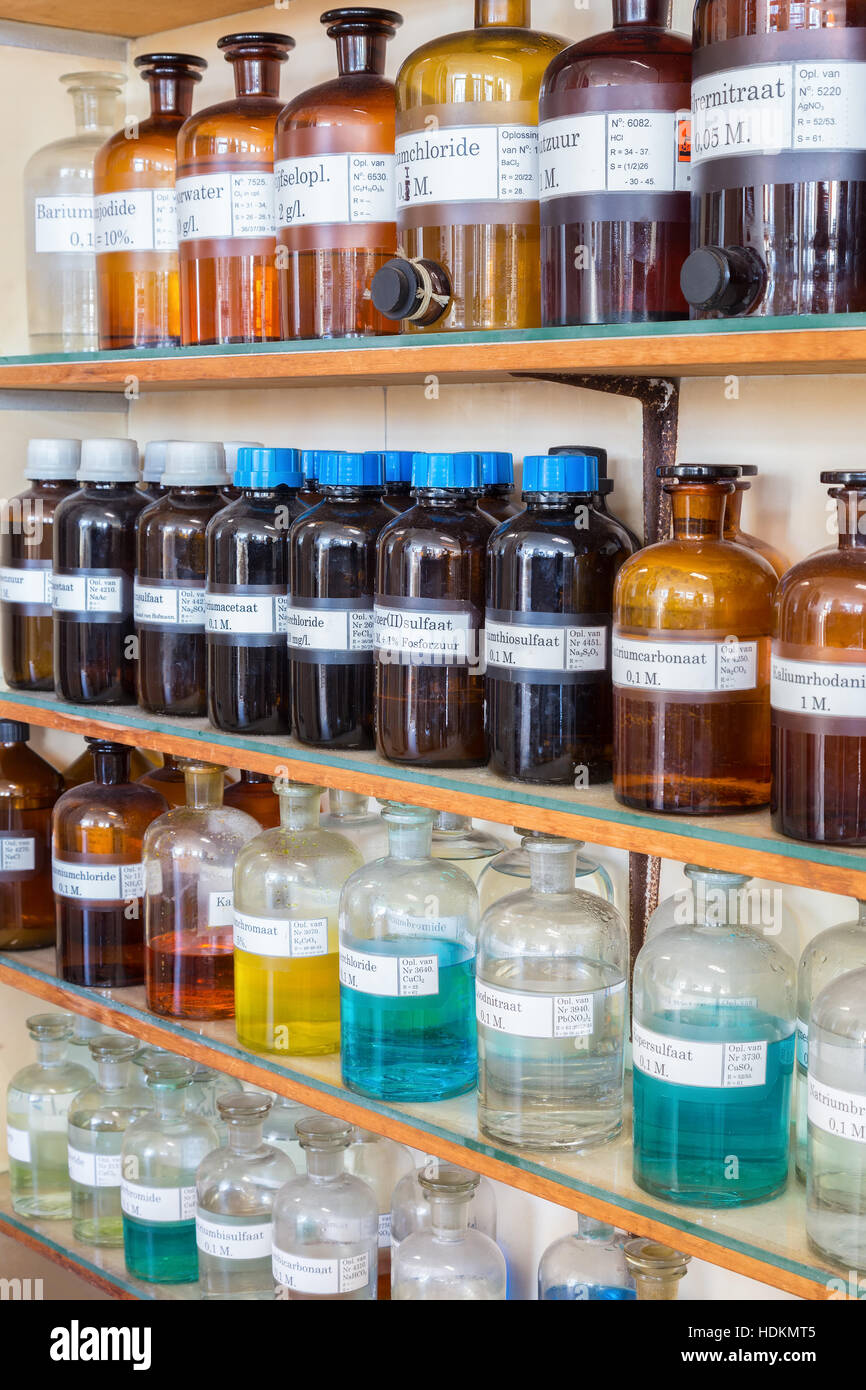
[
  {"xmin": 542, "ymin": 1283, "xmax": 636, "ymax": 1300},
  {"xmin": 122, "ymin": 1213, "xmax": 199, "ymax": 1283}
]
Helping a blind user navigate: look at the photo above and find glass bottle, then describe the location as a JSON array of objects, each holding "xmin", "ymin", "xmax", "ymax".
[
  {"xmin": 64, "ymin": 744, "xmax": 160, "ymax": 791},
  {"xmin": 290, "ymin": 450, "xmax": 391, "ymax": 749},
  {"xmin": 272, "ymin": 1115, "xmax": 378, "ymax": 1300},
  {"xmin": 613, "ymin": 464, "xmax": 776, "ymax": 813},
  {"xmin": 320, "ymin": 789, "xmax": 388, "ymax": 861},
  {"xmin": 549, "ymin": 443, "xmax": 643, "ymax": 550},
  {"xmin": 94, "ymin": 53, "xmax": 207, "ymax": 349},
  {"xmin": 344, "ymin": 1128, "xmax": 414, "ymax": 1298},
  {"xmin": 177, "ymin": 32, "xmax": 295, "ymax": 346},
  {"xmin": 137, "ymin": 752, "xmax": 197, "ymax": 809},
  {"xmin": 623, "ymin": 1238, "xmax": 690, "ymax": 1299},
  {"xmin": 375, "ymin": 452, "xmax": 492, "ymax": 766},
  {"xmin": 53, "ymin": 438, "xmax": 148, "ymax": 706},
  {"xmin": 121, "ymin": 1055, "xmax": 217, "ymax": 1283},
  {"xmin": 390, "ymin": 1161, "xmax": 497, "ymax": 1257},
  {"xmin": 644, "ymin": 864, "xmax": 791, "ymax": 945},
  {"xmin": 378, "ymin": 451, "xmax": 414, "ymax": 516},
  {"xmin": 299, "ymin": 450, "xmax": 324, "ymax": 510},
  {"xmin": 477, "ymin": 837, "xmax": 629, "ymax": 1150},
  {"xmin": 539, "ymin": 0, "xmax": 691, "ymax": 326},
  {"xmin": 233, "ymin": 779, "xmax": 362, "ymax": 1056},
  {"xmin": 224, "ymin": 770, "xmax": 281, "ymax": 828},
  {"xmin": 139, "ymin": 440, "xmax": 172, "ymax": 501},
  {"xmin": 53, "ymin": 739, "xmax": 168, "ymax": 988},
  {"xmin": 476, "ymin": 452, "xmax": 520, "ymax": 525},
  {"xmin": 23, "ymin": 71, "xmax": 125, "ymax": 353},
  {"xmin": 67, "ymin": 1035, "xmax": 152, "ymax": 1247},
  {"xmin": 144, "ymin": 761, "xmax": 259, "ymax": 1020},
  {"xmin": 339, "ymin": 802, "xmax": 479, "ymax": 1102},
  {"xmin": 275, "ymin": 8, "xmax": 403, "ymax": 340},
  {"xmin": 723, "ymin": 466, "xmax": 789, "ymax": 579},
  {"xmin": 135, "ymin": 441, "xmax": 229, "ymax": 716},
  {"xmin": 771, "ymin": 471, "xmax": 866, "ymax": 846},
  {"xmin": 1, "ymin": 438, "xmax": 80, "ymax": 691},
  {"xmin": 683, "ymin": 0, "xmax": 866, "ymax": 318},
  {"xmin": 391, "ymin": 1166, "xmax": 506, "ymax": 1300},
  {"xmin": 0, "ymin": 721, "xmax": 63, "ymax": 951},
  {"xmin": 207, "ymin": 447, "xmax": 304, "ymax": 735},
  {"xmin": 6, "ymin": 1013, "xmax": 91, "ymax": 1219},
  {"xmin": 223, "ymin": 441, "xmax": 263, "ymax": 503},
  {"xmin": 259, "ymin": 1091, "xmax": 322, "ymax": 1171},
  {"xmin": 488, "ymin": 452, "xmax": 635, "ymax": 785},
  {"xmin": 196, "ymin": 1092, "xmax": 296, "ymax": 1300},
  {"xmin": 431, "ymin": 813, "xmax": 505, "ymax": 884},
  {"xmin": 478, "ymin": 830, "xmax": 615, "ymax": 915},
  {"xmin": 539, "ymin": 1215, "xmax": 635, "ymax": 1300},
  {"xmin": 188, "ymin": 1065, "xmax": 237, "ymax": 1146},
  {"xmin": 69, "ymin": 1015, "xmax": 113, "ymax": 1078}
]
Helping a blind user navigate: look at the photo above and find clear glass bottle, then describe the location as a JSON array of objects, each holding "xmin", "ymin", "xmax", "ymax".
[
  {"xmin": 188, "ymin": 1065, "xmax": 237, "ymax": 1146},
  {"xmin": 1, "ymin": 438, "xmax": 80, "ymax": 691},
  {"xmin": 538, "ymin": 1214, "xmax": 635, "ymax": 1300},
  {"xmin": 272, "ymin": 1115, "xmax": 378, "ymax": 1300},
  {"xmin": 477, "ymin": 837, "xmax": 629, "ymax": 1150},
  {"xmin": 339, "ymin": 802, "xmax": 479, "ymax": 1102},
  {"xmin": 390, "ymin": 1161, "xmax": 497, "ymax": 1257},
  {"xmin": 6, "ymin": 1013, "xmax": 91, "ymax": 1219},
  {"xmin": 623, "ymin": 1238, "xmax": 690, "ymax": 1299},
  {"xmin": 344, "ymin": 1128, "xmax": 414, "ymax": 1298},
  {"xmin": 195, "ymin": 1092, "xmax": 296, "ymax": 1300},
  {"xmin": 138, "ymin": 440, "xmax": 172, "ymax": 501},
  {"xmin": 320, "ymin": 789, "xmax": 387, "ymax": 861},
  {"xmin": 724, "ymin": 466, "xmax": 789, "ymax": 580},
  {"xmin": 233, "ymin": 780, "xmax": 362, "ymax": 1056},
  {"xmin": 431, "ymin": 813, "xmax": 505, "ymax": 884},
  {"xmin": 67, "ymin": 1035, "xmax": 152, "ymax": 1247},
  {"xmin": 645, "ymin": 864, "xmax": 792, "ymax": 946},
  {"xmin": 379, "ymin": 450, "xmax": 414, "ymax": 516},
  {"xmin": 69, "ymin": 1015, "xmax": 113, "ymax": 1077},
  {"xmin": 260, "ymin": 1092, "xmax": 322, "ymax": 1171},
  {"xmin": 224, "ymin": 770, "xmax": 281, "ymax": 828},
  {"xmin": 121, "ymin": 1055, "xmax": 217, "ymax": 1283},
  {"xmin": 476, "ymin": 451, "xmax": 520, "ymax": 524},
  {"xmin": 144, "ymin": 761, "xmax": 259, "ymax": 1020},
  {"xmin": 478, "ymin": 831, "xmax": 615, "ymax": 915},
  {"xmin": 23, "ymin": 71, "xmax": 125, "ymax": 352},
  {"xmin": 391, "ymin": 1165, "xmax": 506, "ymax": 1300},
  {"xmin": 0, "ymin": 721, "xmax": 63, "ymax": 951}
]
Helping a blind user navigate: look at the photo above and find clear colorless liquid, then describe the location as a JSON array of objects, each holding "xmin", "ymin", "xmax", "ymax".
[
  {"xmin": 198, "ymin": 1210, "xmax": 276, "ymax": 1301},
  {"xmin": 68, "ymin": 1118, "xmax": 124, "ymax": 1245},
  {"xmin": 7, "ymin": 1086, "xmax": 77, "ymax": 1219}
]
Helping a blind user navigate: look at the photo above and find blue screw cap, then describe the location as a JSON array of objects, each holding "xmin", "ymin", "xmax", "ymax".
[
  {"xmin": 320, "ymin": 451, "xmax": 385, "ymax": 487},
  {"xmin": 235, "ymin": 447, "xmax": 303, "ymax": 490},
  {"xmin": 522, "ymin": 453, "xmax": 599, "ymax": 495}
]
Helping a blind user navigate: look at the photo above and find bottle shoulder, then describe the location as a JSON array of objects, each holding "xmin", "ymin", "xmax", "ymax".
[
  {"xmin": 178, "ymin": 100, "xmax": 281, "ymax": 159},
  {"xmin": 397, "ymin": 26, "xmax": 567, "ymax": 88},
  {"xmin": 379, "ymin": 504, "xmax": 493, "ymax": 554},
  {"xmin": 487, "ymin": 507, "xmax": 635, "ymax": 560},
  {"xmin": 235, "ymin": 826, "xmax": 363, "ymax": 878},
  {"xmin": 54, "ymin": 780, "xmax": 168, "ymax": 828},
  {"xmin": 636, "ymin": 921, "xmax": 796, "ymax": 982},
  {"xmin": 542, "ymin": 28, "xmax": 690, "ymax": 97},
  {"xmin": 55, "ymin": 486, "xmax": 149, "ymax": 528},
  {"xmin": 9, "ymin": 1060, "xmax": 92, "ymax": 1097},
  {"xmin": 775, "ymin": 548, "xmax": 866, "ymax": 621},
  {"xmin": 615, "ymin": 536, "xmax": 776, "ymax": 619},
  {"xmin": 478, "ymin": 887, "xmax": 628, "ymax": 957},
  {"xmin": 144, "ymin": 805, "xmax": 260, "ymax": 854},
  {"xmin": 277, "ymin": 74, "xmax": 395, "ymax": 130}
]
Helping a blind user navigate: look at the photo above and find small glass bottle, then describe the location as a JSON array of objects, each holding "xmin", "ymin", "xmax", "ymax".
[
  {"xmin": 290, "ymin": 450, "xmax": 391, "ymax": 749},
  {"xmin": 144, "ymin": 761, "xmax": 259, "ymax": 1020},
  {"xmin": 431, "ymin": 813, "xmax": 505, "ymax": 884},
  {"xmin": 477, "ymin": 452, "xmax": 520, "ymax": 525},
  {"xmin": 477, "ymin": 837, "xmax": 629, "ymax": 1150},
  {"xmin": 379, "ymin": 451, "xmax": 414, "ymax": 516},
  {"xmin": 549, "ymin": 443, "xmax": 643, "ymax": 550},
  {"xmin": 196, "ymin": 1092, "xmax": 296, "ymax": 1300},
  {"xmin": 275, "ymin": 7, "xmax": 403, "ymax": 340},
  {"xmin": 53, "ymin": 739, "xmax": 168, "ymax": 988},
  {"xmin": 188, "ymin": 1065, "xmax": 237, "ymax": 1146},
  {"xmin": 177, "ymin": 32, "xmax": 295, "ymax": 346},
  {"xmin": 299, "ymin": 450, "xmax": 324, "ymax": 510},
  {"xmin": 623, "ymin": 1239, "xmax": 690, "ymax": 1299},
  {"xmin": 67, "ymin": 1035, "xmax": 151, "ymax": 1247},
  {"xmin": 135, "ymin": 441, "xmax": 229, "ymax": 716},
  {"xmin": 272, "ymin": 1115, "xmax": 379, "ymax": 1300},
  {"xmin": 64, "ymin": 744, "xmax": 160, "ymax": 791},
  {"xmin": 138, "ymin": 440, "xmax": 172, "ymax": 501},
  {"xmin": 1, "ymin": 438, "xmax": 80, "ymax": 691},
  {"xmin": 538, "ymin": 1215, "xmax": 635, "ymax": 1300},
  {"xmin": 478, "ymin": 831, "xmax": 615, "ymax": 915},
  {"xmin": 53, "ymin": 438, "xmax": 147, "ymax": 706},
  {"xmin": 723, "ymin": 466, "xmax": 789, "ymax": 580},
  {"xmin": 613, "ymin": 464, "xmax": 776, "ymax": 813},
  {"xmin": 390, "ymin": 1162, "xmax": 497, "ymax": 1258},
  {"xmin": 6, "ymin": 1013, "xmax": 91, "ymax": 1219},
  {"xmin": 121, "ymin": 1055, "xmax": 217, "ymax": 1284},
  {"xmin": 94, "ymin": 53, "xmax": 207, "ymax": 349},
  {"xmin": 344, "ymin": 1128, "xmax": 414, "ymax": 1298},
  {"xmin": 320, "ymin": 789, "xmax": 387, "ymax": 861},
  {"xmin": 233, "ymin": 779, "xmax": 362, "ymax": 1056},
  {"xmin": 339, "ymin": 802, "xmax": 479, "ymax": 1102},
  {"xmin": 224, "ymin": 770, "xmax": 281, "ymax": 828},
  {"xmin": 0, "ymin": 721, "xmax": 64, "ymax": 951},
  {"xmin": 375, "ymin": 452, "xmax": 492, "ymax": 767},
  {"xmin": 391, "ymin": 1166, "xmax": 506, "ymax": 1301},
  {"xmin": 69, "ymin": 1015, "xmax": 113, "ymax": 1078}
]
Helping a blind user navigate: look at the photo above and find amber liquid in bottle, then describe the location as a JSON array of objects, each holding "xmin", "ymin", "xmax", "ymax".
[
  {"xmin": 223, "ymin": 770, "xmax": 280, "ymax": 828},
  {"xmin": 723, "ymin": 472, "xmax": 789, "ymax": 579},
  {"xmin": 1, "ymin": 476, "xmax": 78, "ymax": 690},
  {"xmin": 0, "ymin": 723, "xmax": 64, "ymax": 951}
]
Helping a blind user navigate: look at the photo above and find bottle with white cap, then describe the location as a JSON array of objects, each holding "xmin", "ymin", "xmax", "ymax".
[
  {"xmin": 0, "ymin": 439, "xmax": 80, "ymax": 690},
  {"xmin": 138, "ymin": 440, "xmax": 175, "ymax": 502},
  {"xmin": 135, "ymin": 442, "xmax": 230, "ymax": 717},
  {"xmin": 53, "ymin": 437, "xmax": 147, "ymax": 704}
]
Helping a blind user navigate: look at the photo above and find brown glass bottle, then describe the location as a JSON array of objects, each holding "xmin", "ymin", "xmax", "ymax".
[
  {"xmin": 223, "ymin": 770, "xmax": 280, "ymax": 828},
  {"xmin": 1, "ymin": 438, "xmax": 80, "ymax": 691},
  {"xmin": 613, "ymin": 465, "xmax": 775, "ymax": 813},
  {"xmin": 65, "ymin": 745, "xmax": 159, "ymax": 791},
  {"xmin": 177, "ymin": 32, "xmax": 294, "ymax": 345},
  {"xmin": 0, "ymin": 722, "xmax": 64, "ymax": 951},
  {"xmin": 94, "ymin": 53, "xmax": 207, "ymax": 349},
  {"xmin": 476, "ymin": 451, "xmax": 521, "ymax": 524},
  {"xmin": 724, "ymin": 465, "xmax": 789, "ymax": 579},
  {"xmin": 53, "ymin": 739, "xmax": 168, "ymax": 987},
  {"xmin": 137, "ymin": 753, "xmax": 231, "ymax": 808},
  {"xmin": 550, "ymin": 444, "xmax": 643, "ymax": 549},
  {"xmin": 772, "ymin": 471, "xmax": 866, "ymax": 845},
  {"xmin": 375, "ymin": 452, "xmax": 492, "ymax": 766},
  {"xmin": 275, "ymin": 7, "xmax": 402, "ymax": 340}
]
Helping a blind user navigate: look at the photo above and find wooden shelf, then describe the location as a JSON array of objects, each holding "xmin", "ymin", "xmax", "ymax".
[{"xmin": 0, "ymin": 2, "xmax": 266, "ymax": 39}]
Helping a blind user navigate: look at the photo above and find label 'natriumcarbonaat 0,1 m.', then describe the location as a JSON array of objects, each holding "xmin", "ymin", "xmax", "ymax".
[
  {"xmin": 539, "ymin": 110, "xmax": 691, "ymax": 196},
  {"xmin": 770, "ymin": 653, "xmax": 866, "ymax": 718},
  {"xmin": 632, "ymin": 1020, "xmax": 781, "ymax": 1089},
  {"xmin": 612, "ymin": 634, "xmax": 759, "ymax": 692}
]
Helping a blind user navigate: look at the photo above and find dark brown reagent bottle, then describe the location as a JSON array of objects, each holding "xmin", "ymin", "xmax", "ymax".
[
  {"xmin": 0, "ymin": 721, "xmax": 64, "ymax": 951},
  {"xmin": 380, "ymin": 451, "xmax": 414, "ymax": 515},
  {"xmin": 299, "ymin": 450, "xmax": 324, "ymax": 510},
  {"xmin": 549, "ymin": 444, "xmax": 643, "ymax": 549},
  {"xmin": 476, "ymin": 452, "xmax": 521, "ymax": 525},
  {"xmin": 223, "ymin": 769, "xmax": 281, "ymax": 828}
]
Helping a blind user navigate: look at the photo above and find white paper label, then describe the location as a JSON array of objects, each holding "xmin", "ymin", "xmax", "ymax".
[
  {"xmin": 176, "ymin": 172, "xmax": 275, "ymax": 241},
  {"xmin": 340, "ymin": 945, "xmax": 439, "ymax": 998},
  {"xmin": 540, "ymin": 110, "xmax": 691, "ymax": 198},
  {"xmin": 52, "ymin": 573, "xmax": 125, "ymax": 614},
  {"xmin": 52, "ymin": 859, "xmax": 145, "ymax": 901},
  {"xmin": 797, "ymin": 1017, "xmax": 809, "ymax": 1070},
  {"xmin": 770, "ymin": 654, "xmax": 866, "ymax": 719},
  {"xmin": 808, "ymin": 1076, "xmax": 866, "ymax": 1142},
  {"xmin": 0, "ymin": 566, "xmax": 51, "ymax": 606},
  {"xmin": 94, "ymin": 189, "xmax": 178, "ymax": 253},
  {"xmin": 476, "ymin": 979, "xmax": 625, "ymax": 1039},
  {"xmin": 134, "ymin": 581, "xmax": 205, "ymax": 627},
  {"xmin": 207, "ymin": 891, "xmax": 234, "ymax": 928},
  {"xmin": 234, "ymin": 911, "xmax": 330, "ymax": 960},
  {"xmin": 0, "ymin": 838, "xmax": 35, "ymax": 873},
  {"xmin": 612, "ymin": 634, "xmax": 759, "ymax": 692},
  {"xmin": 275, "ymin": 153, "xmax": 395, "ymax": 227},
  {"xmin": 378, "ymin": 1213, "xmax": 391, "ymax": 1249},
  {"xmin": 374, "ymin": 604, "xmax": 477, "ymax": 662},
  {"xmin": 121, "ymin": 1180, "xmax": 196, "ymax": 1223},
  {"xmin": 34, "ymin": 196, "xmax": 94, "ymax": 253},
  {"xmin": 272, "ymin": 1246, "xmax": 369, "ymax": 1294},
  {"xmin": 68, "ymin": 1144, "xmax": 121, "ymax": 1188},
  {"xmin": 6, "ymin": 1125, "xmax": 30, "ymax": 1163},
  {"xmin": 633, "ymin": 1021, "xmax": 770, "ymax": 1089},
  {"xmin": 485, "ymin": 620, "xmax": 607, "ymax": 673},
  {"xmin": 205, "ymin": 592, "xmax": 287, "ymax": 636},
  {"xmin": 196, "ymin": 1212, "xmax": 273, "ymax": 1260},
  {"xmin": 385, "ymin": 911, "xmax": 469, "ymax": 945},
  {"xmin": 287, "ymin": 605, "xmax": 373, "ymax": 654},
  {"xmin": 396, "ymin": 125, "xmax": 538, "ymax": 207}
]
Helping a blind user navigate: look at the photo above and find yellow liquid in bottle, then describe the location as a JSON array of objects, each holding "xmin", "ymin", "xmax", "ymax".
[{"xmin": 234, "ymin": 899, "xmax": 341, "ymax": 1057}]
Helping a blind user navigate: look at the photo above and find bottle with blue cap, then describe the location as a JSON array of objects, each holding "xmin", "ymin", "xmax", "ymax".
[
  {"xmin": 487, "ymin": 451, "xmax": 634, "ymax": 784},
  {"xmin": 476, "ymin": 452, "xmax": 521, "ymax": 525},
  {"xmin": 550, "ymin": 444, "xmax": 642, "ymax": 550},
  {"xmin": 375, "ymin": 451, "xmax": 493, "ymax": 766},
  {"xmin": 289, "ymin": 450, "xmax": 391, "ymax": 749},
  {"xmin": 298, "ymin": 449, "xmax": 323, "ymax": 509},
  {"xmin": 379, "ymin": 450, "xmax": 414, "ymax": 516}
]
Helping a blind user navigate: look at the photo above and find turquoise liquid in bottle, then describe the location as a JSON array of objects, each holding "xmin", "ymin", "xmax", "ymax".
[{"xmin": 122, "ymin": 1212, "xmax": 199, "ymax": 1283}]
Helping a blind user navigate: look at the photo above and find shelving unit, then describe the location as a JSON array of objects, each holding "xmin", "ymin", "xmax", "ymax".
[{"xmin": 0, "ymin": 3, "xmax": 267, "ymax": 40}]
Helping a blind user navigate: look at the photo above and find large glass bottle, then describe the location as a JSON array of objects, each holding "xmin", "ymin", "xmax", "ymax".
[
  {"xmin": 234, "ymin": 780, "xmax": 362, "ymax": 1056},
  {"xmin": 477, "ymin": 451, "xmax": 520, "ymax": 525},
  {"xmin": 177, "ymin": 32, "xmax": 294, "ymax": 345},
  {"xmin": 275, "ymin": 8, "xmax": 403, "ymax": 340},
  {"xmin": 1, "ymin": 438, "xmax": 80, "ymax": 691},
  {"xmin": 320, "ymin": 788, "xmax": 387, "ymax": 860},
  {"xmin": 539, "ymin": 0, "xmax": 691, "ymax": 326},
  {"xmin": 23, "ymin": 71, "xmax": 125, "ymax": 352},
  {"xmin": 538, "ymin": 1214, "xmax": 635, "ymax": 1300},
  {"xmin": 6, "ymin": 1013, "xmax": 91, "ymax": 1219},
  {"xmin": 431, "ymin": 813, "xmax": 505, "ymax": 884},
  {"xmin": 644, "ymin": 864, "xmax": 792, "ymax": 946},
  {"xmin": 64, "ymin": 744, "xmax": 159, "ymax": 790},
  {"xmin": 771, "ymin": 471, "xmax": 866, "ymax": 846},
  {"xmin": 0, "ymin": 721, "xmax": 64, "ymax": 951},
  {"xmin": 391, "ymin": 1166, "xmax": 507, "ymax": 1300},
  {"xmin": 137, "ymin": 752, "xmax": 196, "ymax": 809},
  {"xmin": 224, "ymin": 770, "xmax": 281, "ymax": 828},
  {"xmin": 724, "ymin": 466, "xmax": 789, "ymax": 579},
  {"xmin": 344, "ymin": 1128, "xmax": 414, "ymax": 1299},
  {"xmin": 390, "ymin": 1161, "xmax": 497, "ymax": 1257},
  {"xmin": 613, "ymin": 464, "xmax": 776, "ymax": 813},
  {"xmin": 478, "ymin": 830, "xmax": 615, "ymax": 914},
  {"xmin": 339, "ymin": 802, "xmax": 479, "ymax": 1102},
  {"xmin": 375, "ymin": 452, "xmax": 492, "ymax": 767},
  {"xmin": 94, "ymin": 53, "xmax": 207, "ymax": 349},
  {"xmin": 53, "ymin": 739, "xmax": 168, "ymax": 988}
]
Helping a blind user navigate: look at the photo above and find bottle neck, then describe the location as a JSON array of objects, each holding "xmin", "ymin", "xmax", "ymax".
[
  {"xmin": 240, "ymin": 770, "xmax": 270, "ymax": 786},
  {"xmin": 529, "ymin": 846, "xmax": 579, "ymax": 894},
  {"xmin": 184, "ymin": 768, "xmax": 225, "ymax": 810},
  {"xmin": 329, "ymin": 789, "xmax": 369, "ymax": 819},
  {"xmin": 148, "ymin": 74, "xmax": 197, "ymax": 119},
  {"xmin": 278, "ymin": 792, "xmax": 320, "ymax": 832},
  {"xmin": 162, "ymin": 754, "xmax": 184, "ymax": 773},
  {"xmin": 524, "ymin": 492, "xmax": 583, "ymax": 512},
  {"xmin": 834, "ymin": 488, "xmax": 866, "ymax": 550},
  {"xmin": 388, "ymin": 820, "xmax": 433, "ymax": 860},
  {"xmin": 723, "ymin": 484, "xmax": 747, "ymax": 536},
  {"xmin": 669, "ymin": 487, "xmax": 729, "ymax": 541},
  {"xmin": 633, "ymin": 1269, "xmax": 683, "ymax": 1301},
  {"xmin": 96, "ymin": 1059, "xmax": 133, "ymax": 1091},
  {"xmin": 153, "ymin": 1088, "xmax": 188, "ymax": 1120},
  {"xmin": 612, "ymin": 0, "xmax": 672, "ymax": 27},
  {"xmin": 305, "ymin": 1148, "xmax": 345, "ymax": 1181},
  {"xmin": 436, "ymin": 813, "xmax": 471, "ymax": 835},
  {"xmin": 334, "ymin": 32, "xmax": 388, "ymax": 76},
  {"xmin": 231, "ymin": 56, "xmax": 283, "ymax": 99},
  {"xmin": 93, "ymin": 748, "xmax": 130, "ymax": 786},
  {"xmin": 35, "ymin": 1040, "xmax": 68, "ymax": 1068},
  {"xmin": 429, "ymin": 1194, "xmax": 471, "ymax": 1241},
  {"xmin": 416, "ymin": 489, "xmax": 477, "ymax": 510},
  {"xmin": 476, "ymin": 0, "xmax": 530, "ymax": 26},
  {"xmin": 228, "ymin": 1120, "xmax": 265, "ymax": 1154},
  {"xmin": 71, "ymin": 86, "xmax": 119, "ymax": 134}
]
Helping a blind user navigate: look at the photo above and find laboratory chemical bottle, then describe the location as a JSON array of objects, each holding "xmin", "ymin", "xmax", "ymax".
[
  {"xmin": 379, "ymin": 451, "xmax": 414, "ymax": 515},
  {"xmin": 538, "ymin": 1215, "xmax": 635, "ymax": 1300},
  {"xmin": 723, "ymin": 466, "xmax": 789, "ymax": 579},
  {"xmin": 224, "ymin": 770, "xmax": 281, "ymax": 828},
  {"xmin": 260, "ymin": 1092, "xmax": 323, "ymax": 1171},
  {"xmin": 390, "ymin": 1162, "xmax": 497, "ymax": 1258},
  {"xmin": 613, "ymin": 464, "xmax": 776, "ymax": 813},
  {"xmin": 344, "ymin": 1128, "xmax": 414, "ymax": 1299},
  {"xmin": 476, "ymin": 452, "xmax": 521, "ymax": 524},
  {"xmin": 137, "ymin": 752, "xmax": 198, "ymax": 808},
  {"xmin": 320, "ymin": 788, "xmax": 388, "ymax": 860},
  {"xmin": 187, "ymin": 1065, "xmax": 237, "ymax": 1146},
  {"xmin": 223, "ymin": 441, "xmax": 263, "ymax": 503},
  {"xmin": 64, "ymin": 744, "xmax": 159, "ymax": 790},
  {"xmin": 299, "ymin": 450, "xmax": 324, "ymax": 509},
  {"xmin": 549, "ymin": 443, "xmax": 643, "ymax": 550},
  {"xmin": 623, "ymin": 1239, "xmax": 690, "ymax": 1299},
  {"xmin": 139, "ymin": 440, "xmax": 172, "ymax": 501},
  {"xmin": 478, "ymin": 829, "xmax": 614, "ymax": 915},
  {"xmin": 6, "ymin": 1014, "xmax": 91, "ymax": 1219},
  {"xmin": 644, "ymin": 863, "xmax": 793, "ymax": 948},
  {"xmin": 69, "ymin": 1015, "xmax": 113, "ymax": 1078},
  {"xmin": 391, "ymin": 1166, "xmax": 507, "ymax": 1300},
  {"xmin": 431, "ymin": 813, "xmax": 505, "ymax": 884},
  {"xmin": 0, "ymin": 721, "xmax": 63, "ymax": 951}
]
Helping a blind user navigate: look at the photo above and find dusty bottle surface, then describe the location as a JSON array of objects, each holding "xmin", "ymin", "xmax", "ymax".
[
  {"xmin": 224, "ymin": 770, "xmax": 280, "ymax": 828},
  {"xmin": 0, "ymin": 722, "xmax": 64, "ymax": 951},
  {"xmin": 723, "ymin": 465, "xmax": 789, "ymax": 579}
]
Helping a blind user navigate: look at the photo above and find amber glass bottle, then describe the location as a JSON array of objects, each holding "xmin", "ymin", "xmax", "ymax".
[
  {"xmin": 224, "ymin": 770, "xmax": 280, "ymax": 828},
  {"xmin": 539, "ymin": 0, "xmax": 691, "ymax": 325},
  {"xmin": 613, "ymin": 465, "xmax": 775, "ymax": 813},
  {"xmin": 772, "ymin": 471, "xmax": 866, "ymax": 845},
  {"xmin": 1, "ymin": 438, "xmax": 80, "ymax": 691},
  {"xmin": 135, "ymin": 442, "xmax": 229, "ymax": 717},
  {"xmin": 65, "ymin": 745, "xmax": 158, "ymax": 791},
  {"xmin": 275, "ymin": 8, "xmax": 402, "ymax": 340},
  {"xmin": 380, "ymin": 450, "xmax": 414, "ymax": 515},
  {"xmin": 376, "ymin": 452, "xmax": 492, "ymax": 766},
  {"xmin": 53, "ymin": 438, "xmax": 147, "ymax": 706},
  {"xmin": 94, "ymin": 53, "xmax": 207, "ymax": 349},
  {"xmin": 53, "ymin": 740, "xmax": 168, "ymax": 988},
  {"xmin": 291, "ymin": 450, "xmax": 392, "ymax": 749},
  {"xmin": 299, "ymin": 450, "xmax": 324, "ymax": 509},
  {"xmin": 476, "ymin": 452, "xmax": 520, "ymax": 524},
  {"xmin": 724, "ymin": 465, "xmax": 789, "ymax": 579},
  {"xmin": 0, "ymin": 723, "xmax": 64, "ymax": 951},
  {"xmin": 177, "ymin": 32, "xmax": 294, "ymax": 345},
  {"xmin": 550, "ymin": 444, "xmax": 643, "ymax": 549}
]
